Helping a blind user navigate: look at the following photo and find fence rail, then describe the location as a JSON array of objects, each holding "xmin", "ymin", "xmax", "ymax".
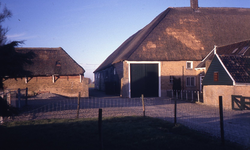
[{"xmin": 232, "ymin": 95, "xmax": 250, "ymax": 110}]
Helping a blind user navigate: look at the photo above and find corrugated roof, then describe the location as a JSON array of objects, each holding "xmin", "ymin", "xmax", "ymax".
[
  {"xmin": 15, "ymin": 47, "xmax": 84, "ymax": 76},
  {"xmin": 95, "ymin": 7, "xmax": 250, "ymax": 72}
]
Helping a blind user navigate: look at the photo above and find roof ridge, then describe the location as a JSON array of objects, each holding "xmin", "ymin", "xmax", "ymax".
[
  {"xmin": 217, "ymin": 39, "xmax": 250, "ymax": 48},
  {"xmin": 15, "ymin": 47, "xmax": 62, "ymax": 50}
]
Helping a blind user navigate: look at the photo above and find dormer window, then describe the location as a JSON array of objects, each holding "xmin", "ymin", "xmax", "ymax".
[
  {"xmin": 186, "ymin": 61, "xmax": 193, "ymax": 69},
  {"xmin": 56, "ymin": 61, "xmax": 61, "ymax": 67}
]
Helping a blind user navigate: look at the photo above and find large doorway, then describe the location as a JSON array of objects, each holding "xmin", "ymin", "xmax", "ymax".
[{"xmin": 130, "ymin": 64, "xmax": 159, "ymax": 97}]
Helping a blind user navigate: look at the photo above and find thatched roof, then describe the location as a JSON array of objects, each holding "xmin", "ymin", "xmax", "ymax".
[
  {"xmin": 15, "ymin": 47, "xmax": 84, "ymax": 76},
  {"xmin": 95, "ymin": 7, "xmax": 250, "ymax": 73}
]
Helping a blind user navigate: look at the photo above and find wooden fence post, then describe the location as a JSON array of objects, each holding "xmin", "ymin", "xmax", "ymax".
[
  {"xmin": 181, "ymin": 90, "xmax": 183, "ymax": 100},
  {"xmin": 174, "ymin": 98, "xmax": 177, "ymax": 125},
  {"xmin": 219, "ymin": 96, "xmax": 225, "ymax": 145},
  {"xmin": 142, "ymin": 94, "xmax": 145, "ymax": 117},
  {"xmin": 18, "ymin": 88, "xmax": 21, "ymax": 108},
  {"xmin": 191, "ymin": 91, "xmax": 194, "ymax": 102},
  {"xmin": 241, "ymin": 96, "xmax": 245, "ymax": 110},
  {"xmin": 76, "ymin": 92, "xmax": 80, "ymax": 119},
  {"xmin": 197, "ymin": 91, "xmax": 200, "ymax": 103},
  {"xmin": 98, "ymin": 109, "xmax": 103, "ymax": 150},
  {"xmin": 25, "ymin": 88, "xmax": 28, "ymax": 106}
]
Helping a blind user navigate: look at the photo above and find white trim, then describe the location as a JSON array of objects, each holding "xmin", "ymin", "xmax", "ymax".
[
  {"xmin": 194, "ymin": 67, "xmax": 206, "ymax": 71},
  {"xmin": 127, "ymin": 61, "xmax": 161, "ymax": 98},
  {"xmin": 215, "ymin": 54, "xmax": 235, "ymax": 85},
  {"xmin": 213, "ymin": 45, "xmax": 217, "ymax": 54},
  {"xmin": 52, "ymin": 75, "xmax": 55, "ymax": 83},
  {"xmin": 79, "ymin": 74, "xmax": 82, "ymax": 83},
  {"xmin": 195, "ymin": 45, "xmax": 217, "ymax": 70},
  {"xmin": 201, "ymin": 46, "xmax": 217, "ymax": 62},
  {"xmin": 186, "ymin": 61, "xmax": 193, "ymax": 69}
]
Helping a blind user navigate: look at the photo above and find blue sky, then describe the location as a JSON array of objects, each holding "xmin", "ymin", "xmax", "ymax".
[{"xmin": 2, "ymin": 0, "xmax": 250, "ymax": 80}]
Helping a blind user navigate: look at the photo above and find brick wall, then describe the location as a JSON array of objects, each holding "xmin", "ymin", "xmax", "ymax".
[
  {"xmin": 161, "ymin": 61, "xmax": 202, "ymax": 88},
  {"xmin": 3, "ymin": 75, "xmax": 89, "ymax": 97},
  {"xmin": 120, "ymin": 60, "xmax": 204, "ymax": 98},
  {"xmin": 121, "ymin": 61, "xmax": 129, "ymax": 98},
  {"xmin": 203, "ymin": 85, "xmax": 250, "ymax": 109}
]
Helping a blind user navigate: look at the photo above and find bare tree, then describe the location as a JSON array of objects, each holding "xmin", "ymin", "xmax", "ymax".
[
  {"xmin": 0, "ymin": 2, "xmax": 12, "ymax": 45},
  {"xmin": 0, "ymin": 4, "xmax": 35, "ymax": 120}
]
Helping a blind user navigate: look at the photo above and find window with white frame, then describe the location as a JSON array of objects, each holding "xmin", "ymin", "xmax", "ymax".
[
  {"xmin": 186, "ymin": 77, "xmax": 196, "ymax": 86},
  {"xmin": 186, "ymin": 61, "xmax": 193, "ymax": 69}
]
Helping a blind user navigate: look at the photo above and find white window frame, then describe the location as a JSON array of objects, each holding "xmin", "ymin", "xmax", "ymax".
[
  {"xmin": 186, "ymin": 61, "xmax": 193, "ymax": 69},
  {"xmin": 186, "ymin": 76, "xmax": 196, "ymax": 87}
]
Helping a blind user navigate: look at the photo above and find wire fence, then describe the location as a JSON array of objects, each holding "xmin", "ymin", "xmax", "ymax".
[
  {"xmin": 12, "ymin": 97, "xmax": 172, "ymax": 121},
  {"xmin": 2, "ymin": 93, "xmax": 250, "ymax": 148},
  {"xmin": 0, "ymin": 88, "xmax": 28, "ymax": 108},
  {"xmin": 166, "ymin": 90, "xmax": 203, "ymax": 102}
]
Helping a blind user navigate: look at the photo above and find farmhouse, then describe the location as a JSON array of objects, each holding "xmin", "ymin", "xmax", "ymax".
[
  {"xmin": 94, "ymin": 0, "xmax": 250, "ymax": 98},
  {"xmin": 202, "ymin": 40, "xmax": 250, "ymax": 109},
  {"xmin": 3, "ymin": 47, "xmax": 89, "ymax": 97}
]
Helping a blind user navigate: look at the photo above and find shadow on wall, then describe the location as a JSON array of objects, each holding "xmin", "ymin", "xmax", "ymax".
[{"xmin": 0, "ymin": 42, "xmax": 36, "ymax": 90}]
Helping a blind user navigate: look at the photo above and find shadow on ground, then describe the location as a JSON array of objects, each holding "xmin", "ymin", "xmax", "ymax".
[{"xmin": 89, "ymin": 88, "xmax": 119, "ymax": 98}]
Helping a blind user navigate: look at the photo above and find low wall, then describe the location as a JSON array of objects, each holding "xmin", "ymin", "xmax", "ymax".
[
  {"xmin": 3, "ymin": 76, "xmax": 89, "ymax": 97},
  {"xmin": 203, "ymin": 85, "xmax": 250, "ymax": 109}
]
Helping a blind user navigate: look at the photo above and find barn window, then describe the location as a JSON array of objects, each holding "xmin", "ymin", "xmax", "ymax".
[
  {"xmin": 186, "ymin": 77, "xmax": 195, "ymax": 86},
  {"xmin": 186, "ymin": 61, "xmax": 193, "ymax": 69},
  {"xmin": 56, "ymin": 60, "xmax": 61, "ymax": 67},
  {"xmin": 214, "ymin": 72, "xmax": 219, "ymax": 82}
]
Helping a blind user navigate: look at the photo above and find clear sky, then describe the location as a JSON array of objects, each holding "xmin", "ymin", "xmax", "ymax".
[{"xmin": 1, "ymin": 0, "xmax": 250, "ymax": 81}]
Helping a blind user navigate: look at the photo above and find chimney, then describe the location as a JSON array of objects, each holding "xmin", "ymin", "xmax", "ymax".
[{"xmin": 190, "ymin": 0, "xmax": 199, "ymax": 10}]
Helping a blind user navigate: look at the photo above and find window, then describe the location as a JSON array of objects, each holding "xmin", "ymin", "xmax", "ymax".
[
  {"xmin": 214, "ymin": 72, "xmax": 219, "ymax": 82},
  {"xmin": 186, "ymin": 77, "xmax": 196, "ymax": 86},
  {"xmin": 56, "ymin": 60, "xmax": 61, "ymax": 67},
  {"xmin": 186, "ymin": 61, "xmax": 193, "ymax": 69},
  {"xmin": 238, "ymin": 46, "xmax": 250, "ymax": 55},
  {"xmin": 170, "ymin": 76, "xmax": 174, "ymax": 84}
]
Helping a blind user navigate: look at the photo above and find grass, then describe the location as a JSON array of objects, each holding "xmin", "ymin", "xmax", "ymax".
[{"xmin": 0, "ymin": 116, "xmax": 245, "ymax": 150}]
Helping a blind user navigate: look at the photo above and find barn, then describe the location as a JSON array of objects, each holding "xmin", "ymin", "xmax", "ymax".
[
  {"xmin": 94, "ymin": 0, "xmax": 250, "ymax": 98},
  {"xmin": 3, "ymin": 47, "xmax": 89, "ymax": 97}
]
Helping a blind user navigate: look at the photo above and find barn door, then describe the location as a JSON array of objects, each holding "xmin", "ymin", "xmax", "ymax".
[{"xmin": 130, "ymin": 64, "xmax": 158, "ymax": 98}]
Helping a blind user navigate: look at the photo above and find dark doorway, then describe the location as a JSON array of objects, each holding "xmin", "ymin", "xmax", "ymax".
[{"xmin": 130, "ymin": 64, "xmax": 159, "ymax": 98}]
